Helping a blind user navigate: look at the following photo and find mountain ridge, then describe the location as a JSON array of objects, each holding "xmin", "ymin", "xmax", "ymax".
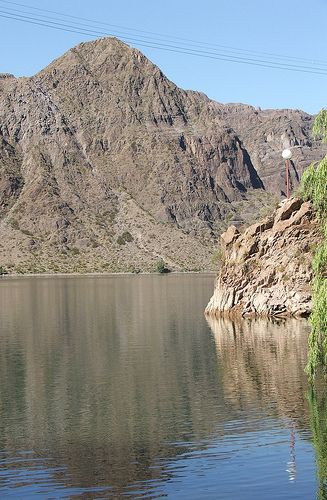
[{"xmin": 0, "ymin": 37, "xmax": 326, "ymax": 273}]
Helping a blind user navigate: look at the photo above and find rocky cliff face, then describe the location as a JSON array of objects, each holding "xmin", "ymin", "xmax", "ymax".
[
  {"xmin": 0, "ymin": 37, "xmax": 325, "ymax": 273},
  {"xmin": 218, "ymin": 104, "xmax": 326, "ymax": 195},
  {"xmin": 205, "ymin": 198, "xmax": 321, "ymax": 317}
]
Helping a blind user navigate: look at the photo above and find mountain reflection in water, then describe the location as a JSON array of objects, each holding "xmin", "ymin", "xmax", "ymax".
[{"xmin": 0, "ymin": 275, "xmax": 324, "ymax": 498}]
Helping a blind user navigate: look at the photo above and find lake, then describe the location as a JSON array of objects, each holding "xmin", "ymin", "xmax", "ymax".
[{"xmin": 0, "ymin": 274, "xmax": 325, "ymax": 499}]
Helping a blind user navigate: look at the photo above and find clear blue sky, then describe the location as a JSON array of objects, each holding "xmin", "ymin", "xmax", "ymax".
[{"xmin": 0, "ymin": 0, "xmax": 326, "ymax": 114}]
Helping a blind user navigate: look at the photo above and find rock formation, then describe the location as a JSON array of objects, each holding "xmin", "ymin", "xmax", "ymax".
[
  {"xmin": 0, "ymin": 37, "xmax": 326, "ymax": 273},
  {"xmin": 205, "ymin": 197, "xmax": 321, "ymax": 317}
]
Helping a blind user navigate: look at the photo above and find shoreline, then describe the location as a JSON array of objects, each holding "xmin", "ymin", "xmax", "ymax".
[{"xmin": 0, "ymin": 271, "xmax": 216, "ymax": 279}]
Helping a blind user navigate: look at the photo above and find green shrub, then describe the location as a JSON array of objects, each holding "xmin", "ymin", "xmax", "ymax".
[
  {"xmin": 312, "ymin": 109, "xmax": 327, "ymax": 143},
  {"xmin": 10, "ymin": 219, "xmax": 19, "ymax": 230},
  {"xmin": 211, "ymin": 247, "xmax": 225, "ymax": 266},
  {"xmin": 122, "ymin": 231, "xmax": 133, "ymax": 242},
  {"xmin": 300, "ymin": 157, "xmax": 327, "ymax": 214},
  {"xmin": 155, "ymin": 259, "xmax": 170, "ymax": 274},
  {"xmin": 306, "ymin": 225, "xmax": 327, "ymax": 380},
  {"xmin": 127, "ymin": 265, "xmax": 141, "ymax": 274},
  {"xmin": 21, "ymin": 229, "xmax": 33, "ymax": 236},
  {"xmin": 307, "ymin": 278, "xmax": 327, "ymax": 380},
  {"xmin": 0, "ymin": 266, "xmax": 8, "ymax": 275},
  {"xmin": 117, "ymin": 231, "xmax": 134, "ymax": 245}
]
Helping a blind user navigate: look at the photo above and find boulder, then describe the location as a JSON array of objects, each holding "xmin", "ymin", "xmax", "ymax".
[
  {"xmin": 274, "ymin": 197, "xmax": 303, "ymax": 224},
  {"xmin": 221, "ymin": 225, "xmax": 240, "ymax": 246}
]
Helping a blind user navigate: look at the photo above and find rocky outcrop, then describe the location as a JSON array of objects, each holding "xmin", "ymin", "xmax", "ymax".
[
  {"xmin": 205, "ymin": 197, "xmax": 321, "ymax": 317},
  {"xmin": 0, "ymin": 37, "xmax": 326, "ymax": 273}
]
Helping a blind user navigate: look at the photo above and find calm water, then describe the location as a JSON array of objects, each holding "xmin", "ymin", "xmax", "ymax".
[{"xmin": 0, "ymin": 274, "xmax": 325, "ymax": 499}]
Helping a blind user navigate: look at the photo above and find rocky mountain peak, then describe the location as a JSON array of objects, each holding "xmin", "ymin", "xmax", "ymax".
[
  {"xmin": 0, "ymin": 37, "xmax": 326, "ymax": 274},
  {"xmin": 0, "ymin": 73, "xmax": 15, "ymax": 79}
]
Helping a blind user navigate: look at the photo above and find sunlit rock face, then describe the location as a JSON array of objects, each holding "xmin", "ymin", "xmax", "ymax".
[{"xmin": 205, "ymin": 197, "xmax": 321, "ymax": 317}]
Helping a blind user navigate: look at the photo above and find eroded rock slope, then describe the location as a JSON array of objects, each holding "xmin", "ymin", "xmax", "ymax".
[{"xmin": 205, "ymin": 198, "xmax": 321, "ymax": 317}]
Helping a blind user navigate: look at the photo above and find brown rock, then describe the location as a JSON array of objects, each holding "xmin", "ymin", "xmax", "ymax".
[
  {"xmin": 274, "ymin": 197, "xmax": 303, "ymax": 224},
  {"xmin": 221, "ymin": 225, "xmax": 240, "ymax": 246},
  {"xmin": 205, "ymin": 198, "xmax": 321, "ymax": 318}
]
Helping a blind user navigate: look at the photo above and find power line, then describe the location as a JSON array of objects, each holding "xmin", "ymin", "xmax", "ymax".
[
  {"xmin": 0, "ymin": 8, "xmax": 327, "ymax": 75},
  {"xmin": 1, "ymin": 0, "xmax": 326, "ymax": 68},
  {"xmin": 1, "ymin": 4, "xmax": 326, "ymax": 73}
]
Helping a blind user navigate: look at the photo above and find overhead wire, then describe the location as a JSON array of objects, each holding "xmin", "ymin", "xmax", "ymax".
[
  {"xmin": 0, "ymin": 0, "xmax": 326, "ymax": 68},
  {"xmin": 0, "ymin": 4, "xmax": 326, "ymax": 75},
  {"xmin": 0, "ymin": 4, "xmax": 325, "ymax": 72}
]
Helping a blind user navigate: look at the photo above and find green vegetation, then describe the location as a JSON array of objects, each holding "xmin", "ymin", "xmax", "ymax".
[
  {"xmin": 211, "ymin": 247, "xmax": 225, "ymax": 267},
  {"xmin": 21, "ymin": 229, "xmax": 33, "ymax": 236},
  {"xmin": 300, "ymin": 109, "xmax": 327, "ymax": 380},
  {"xmin": 0, "ymin": 266, "xmax": 8, "ymax": 275},
  {"xmin": 127, "ymin": 264, "xmax": 141, "ymax": 274},
  {"xmin": 308, "ymin": 388, "xmax": 327, "ymax": 499},
  {"xmin": 155, "ymin": 259, "xmax": 170, "ymax": 274},
  {"xmin": 117, "ymin": 231, "xmax": 134, "ymax": 245},
  {"xmin": 10, "ymin": 219, "xmax": 20, "ymax": 230},
  {"xmin": 297, "ymin": 118, "xmax": 327, "ymax": 486},
  {"xmin": 70, "ymin": 247, "xmax": 80, "ymax": 255},
  {"xmin": 313, "ymin": 109, "xmax": 327, "ymax": 143},
  {"xmin": 301, "ymin": 157, "xmax": 327, "ymax": 213}
]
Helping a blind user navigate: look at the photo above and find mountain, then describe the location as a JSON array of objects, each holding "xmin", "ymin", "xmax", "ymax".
[{"xmin": 0, "ymin": 37, "xmax": 325, "ymax": 273}]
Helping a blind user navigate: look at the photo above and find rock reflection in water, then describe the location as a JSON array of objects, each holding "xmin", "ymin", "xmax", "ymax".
[
  {"xmin": 206, "ymin": 315, "xmax": 311, "ymax": 425},
  {"xmin": 207, "ymin": 315, "xmax": 327, "ymax": 499}
]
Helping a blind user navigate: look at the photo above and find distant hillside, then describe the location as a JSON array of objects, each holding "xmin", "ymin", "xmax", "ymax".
[{"xmin": 0, "ymin": 37, "xmax": 326, "ymax": 273}]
